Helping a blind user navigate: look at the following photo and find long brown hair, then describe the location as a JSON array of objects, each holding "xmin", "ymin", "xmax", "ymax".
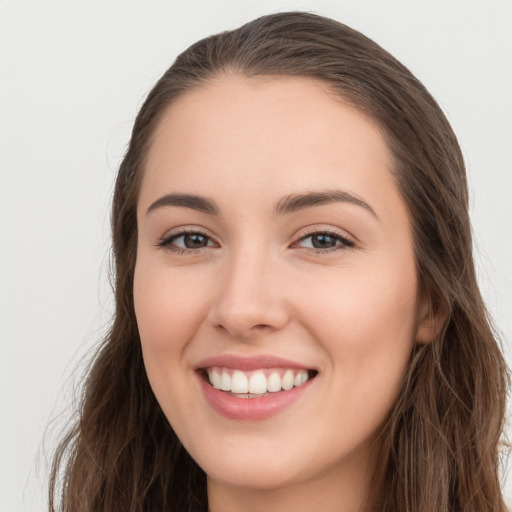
[{"xmin": 49, "ymin": 11, "xmax": 509, "ymax": 511}]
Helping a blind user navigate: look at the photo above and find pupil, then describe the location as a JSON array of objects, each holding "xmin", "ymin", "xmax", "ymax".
[
  {"xmin": 312, "ymin": 234, "xmax": 337, "ymax": 249},
  {"xmin": 184, "ymin": 234, "xmax": 208, "ymax": 248}
]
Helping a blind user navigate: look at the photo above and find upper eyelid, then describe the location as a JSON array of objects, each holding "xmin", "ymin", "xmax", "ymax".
[
  {"xmin": 169, "ymin": 231, "xmax": 214, "ymax": 243},
  {"xmin": 298, "ymin": 231, "xmax": 349, "ymax": 242},
  {"xmin": 157, "ymin": 225, "xmax": 355, "ymax": 247},
  {"xmin": 293, "ymin": 232, "xmax": 354, "ymax": 249},
  {"xmin": 294, "ymin": 225, "xmax": 355, "ymax": 242},
  {"xmin": 161, "ymin": 226, "xmax": 217, "ymax": 241},
  {"xmin": 156, "ymin": 228, "xmax": 219, "ymax": 252},
  {"xmin": 298, "ymin": 227, "xmax": 346, "ymax": 237}
]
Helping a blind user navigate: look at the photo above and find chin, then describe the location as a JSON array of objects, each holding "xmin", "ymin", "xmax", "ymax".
[{"xmin": 204, "ymin": 456, "xmax": 305, "ymax": 490}]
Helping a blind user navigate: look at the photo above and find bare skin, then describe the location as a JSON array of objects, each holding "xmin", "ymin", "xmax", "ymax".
[{"xmin": 134, "ymin": 74, "xmax": 438, "ymax": 511}]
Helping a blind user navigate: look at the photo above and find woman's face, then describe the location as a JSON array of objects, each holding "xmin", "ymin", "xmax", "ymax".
[{"xmin": 134, "ymin": 75, "xmax": 433, "ymax": 501}]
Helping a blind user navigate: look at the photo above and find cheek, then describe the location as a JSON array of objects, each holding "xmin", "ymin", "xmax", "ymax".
[
  {"xmin": 133, "ymin": 262, "xmax": 210, "ymax": 366},
  {"xmin": 301, "ymin": 259, "xmax": 417, "ymax": 333},
  {"xmin": 298, "ymin": 258, "xmax": 418, "ymax": 405},
  {"xmin": 133, "ymin": 262, "xmax": 214, "ymax": 437}
]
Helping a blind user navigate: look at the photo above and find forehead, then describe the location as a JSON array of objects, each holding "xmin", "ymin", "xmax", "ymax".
[
  {"xmin": 147, "ymin": 74, "xmax": 388, "ymax": 168},
  {"xmin": 139, "ymin": 74, "xmax": 404, "ymax": 225}
]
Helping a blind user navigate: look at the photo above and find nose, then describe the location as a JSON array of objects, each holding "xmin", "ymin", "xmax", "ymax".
[{"xmin": 207, "ymin": 249, "xmax": 290, "ymax": 340}]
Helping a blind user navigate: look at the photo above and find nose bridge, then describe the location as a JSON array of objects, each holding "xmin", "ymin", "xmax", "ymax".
[{"xmin": 209, "ymin": 237, "xmax": 288, "ymax": 337}]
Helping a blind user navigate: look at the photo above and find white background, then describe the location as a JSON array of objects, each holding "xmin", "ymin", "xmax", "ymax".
[{"xmin": 1, "ymin": 1, "xmax": 511, "ymax": 510}]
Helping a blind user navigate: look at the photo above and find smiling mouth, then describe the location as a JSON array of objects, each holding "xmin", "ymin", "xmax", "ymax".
[{"xmin": 200, "ymin": 367, "xmax": 318, "ymax": 398}]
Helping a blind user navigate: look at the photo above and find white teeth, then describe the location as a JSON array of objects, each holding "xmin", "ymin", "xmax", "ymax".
[
  {"xmin": 267, "ymin": 372, "xmax": 282, "ymax": 392},
  {"xmin": 207, "ymin": 367, "xmax": 312, "ymax": 395},
  {"xmin": 231, "ymin": 370, "xmax": 249, "ymax": 393},
  {"xmin": 210, "ymin": 368, "xmax": 222, "ymax": 389},
  {"xmin": 220, "ymin": 371, "xmax": 231, "ymax": 391},
  {"xmin": 248, "ymin": 372, "xmax": 267, "ymax": 394},
  {"xmin": 281, "ymin": 370, "xmax": 294, "ymax": 391}
]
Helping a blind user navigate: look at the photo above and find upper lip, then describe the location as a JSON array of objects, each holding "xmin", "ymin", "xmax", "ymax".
[{"xmin": 195, "ymin": 354, "xmax": 314, "ymax": 372}]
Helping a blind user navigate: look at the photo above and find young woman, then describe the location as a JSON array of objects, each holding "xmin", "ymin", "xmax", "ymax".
[{"xmin": 49, "ymin": 11, "xmax": 509, "ymax": 512}]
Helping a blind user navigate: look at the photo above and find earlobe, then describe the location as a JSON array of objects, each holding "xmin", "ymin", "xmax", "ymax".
[{"xmin": 416, "ymin": 293, "xmax": 449, "ymax": 344}]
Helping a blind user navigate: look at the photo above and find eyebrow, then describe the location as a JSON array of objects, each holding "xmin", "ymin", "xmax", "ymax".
[
  {"xmin": 147, "ymin": 193, "xmax": 219, "ymax": 215},
  {"xmin": 146, "ymin": 189, "xmax": 376, "ymax": 218},
  {"xmin": 274, "ymin": 189, "xmax": 377, "ymax": 217}
]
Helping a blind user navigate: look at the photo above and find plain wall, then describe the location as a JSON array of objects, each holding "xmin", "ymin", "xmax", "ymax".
[{"xmin": 1, "ymin": 1, "xmax": 511, "ymax": 510}]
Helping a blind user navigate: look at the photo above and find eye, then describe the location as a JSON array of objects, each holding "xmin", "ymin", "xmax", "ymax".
[
  {"xmin": 157, "ymin": 230, "xmax": 216, "ymax": 252},
  {"xmin": 295, "ymin": 231, "xmax": 355, "ymax": 252}
]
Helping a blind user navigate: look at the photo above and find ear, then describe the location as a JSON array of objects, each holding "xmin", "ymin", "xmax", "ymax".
[{"xmin": 416, "ymin": 291, "xmax": 449, "ymax": 344}]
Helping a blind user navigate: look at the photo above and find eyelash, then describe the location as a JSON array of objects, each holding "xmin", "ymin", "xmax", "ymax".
[
  {"xmin": 294, "ymin": 229, "xmax": 355, "ymax": 254},
  {"xmin": 157, "ymin": 229, "xmax": 215, "ymax": 254},
  {"xmin": 157, "ymin": 228, "xmax": 355, "ymax": 255}
]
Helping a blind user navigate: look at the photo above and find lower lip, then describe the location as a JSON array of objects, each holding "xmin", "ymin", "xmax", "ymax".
[{"xmin": 198, "ymin": 374, "xmax": 313, "ymax": 421}]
